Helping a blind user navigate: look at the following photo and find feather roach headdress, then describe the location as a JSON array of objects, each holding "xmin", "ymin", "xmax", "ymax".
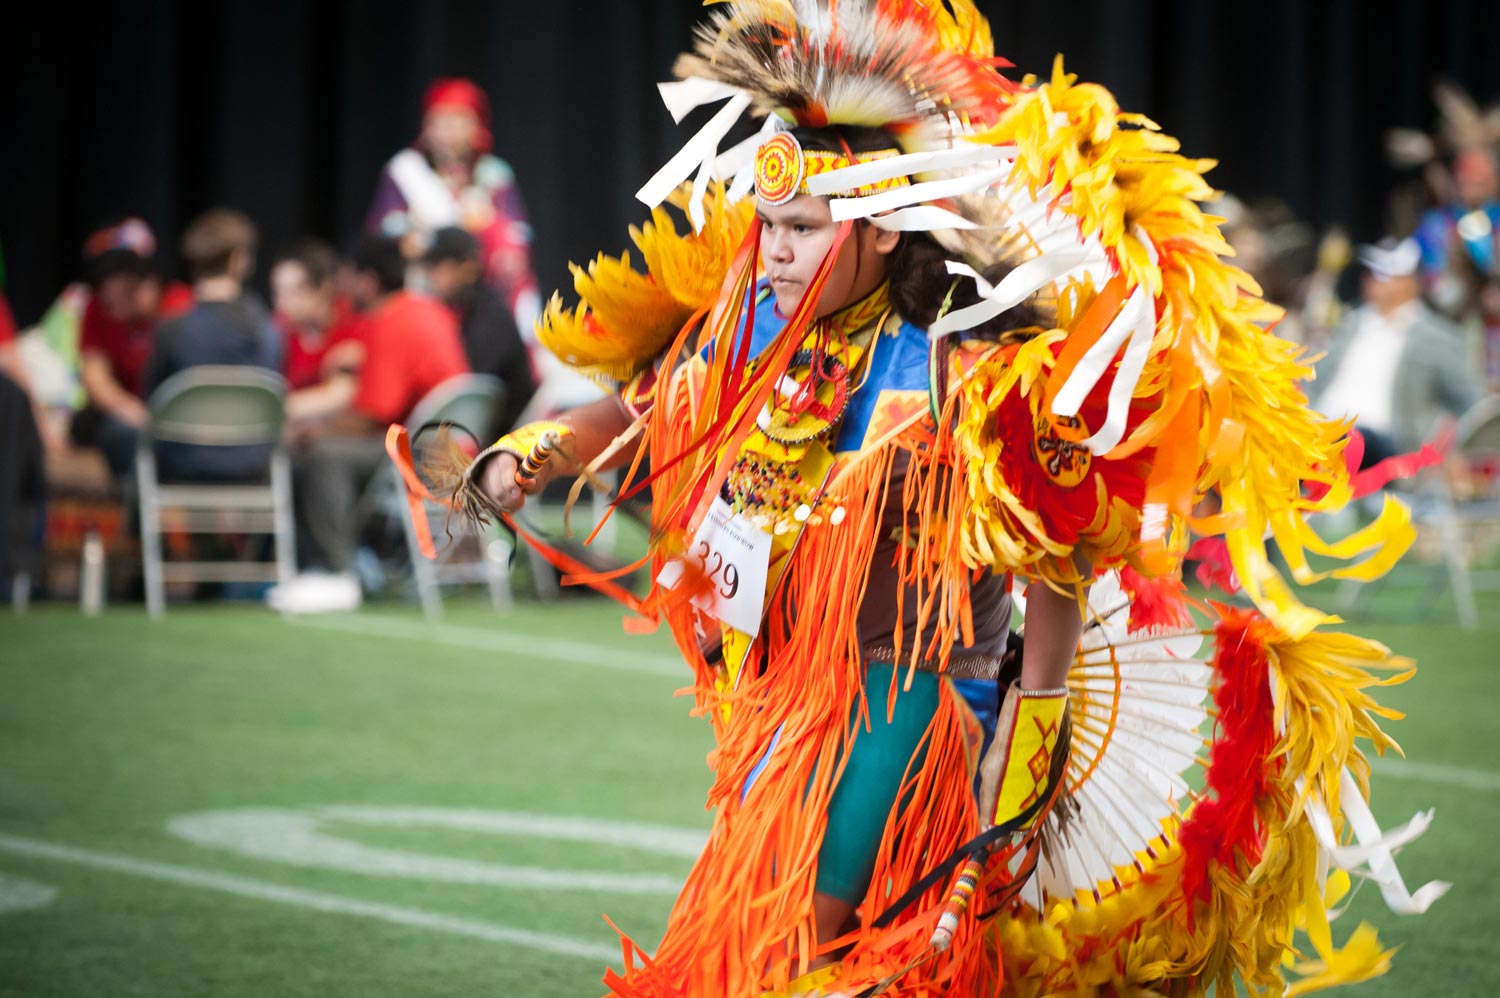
[{"xmin": 674, "ymin": 0, "xmax": 1014, "ymax": 133}]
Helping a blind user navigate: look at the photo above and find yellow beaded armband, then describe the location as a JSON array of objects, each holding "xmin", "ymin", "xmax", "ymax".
[
  {"xmin": 978, "ymin": 684, "xmax": 1070, "ymax": 830},
  {"xmin": 467, "ymin": 421, "xmax": 576, "ymax": 488}
]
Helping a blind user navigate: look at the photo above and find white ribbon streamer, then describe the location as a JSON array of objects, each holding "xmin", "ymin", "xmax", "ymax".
[
  {"xmin": 656, "ymin": 77, "xmax": 744, "ymax": 124},
  {"xmin": 1049, "ymin": 227, "xmax": 1164, "ymax": 454},
  {"xmin": 636, "ymin": 91, "xmax": 752, "ymax": 211},
  {"xmin": 1301, "ymin": 770, "xmax": 1450, "ymax": 915},
  {"xmin": 865, "ymin": 206, "xmax": 979, "ymax": 232},
  {"xmin": 720, "ymin": 116, "xmax": 783, "ymax": 204},
  {"xmin": 727, "ymin": 160, "xmax": 758, "ymax": 204},
  {"xmin": 688, "ymin": 157, "xmax": 713, "ymax": 233},
  {"xmin": 827, "ymin": 168, "xmax": 1007, "ymax": 221},
  {"xmin": 1276, "ymin": 670, "xmax": 1448, "ymax": 918},
  {"xmin": 805, "ymin": 143, "xmax": 1016, "ymax": 195},
  {"xmin": 1078, "ymin": 287, "xmax": 1156, "ymax": 454},
  {"xmin": 711, "ymin": 132, "xmax": 764, "ymax": 183},
  {"xmin": 1048, "ymin": 285, "xmax": 1142, "ymax": 413},
  {"xmin": 928, "ymin": 252, "xmax": 1094, "ymax": 338}
]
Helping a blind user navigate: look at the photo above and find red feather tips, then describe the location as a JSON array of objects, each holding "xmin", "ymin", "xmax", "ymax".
[
  {"xmin": 1177, "ymin": 610, "xmax": 1278, "ymax": 911},
  {"xmin": 1186, "ymin": 536, "xmax": 1239, "ymax": 595},
  {"xmin": 1118, "ymin": 565, "xmax": 1192, "ymax": 633},
  {"xmin": 1305, "ymin": 426, "xmax": 1444, "ymax": 503},
  {"xmin": 979, "ymin": 340, "xmax": 1153, "ymax": 549}
]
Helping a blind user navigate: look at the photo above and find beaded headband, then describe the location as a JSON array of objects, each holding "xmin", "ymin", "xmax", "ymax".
[{"xmin": 753, "ymin": 132, "xmax": 910, "ymax": 206}]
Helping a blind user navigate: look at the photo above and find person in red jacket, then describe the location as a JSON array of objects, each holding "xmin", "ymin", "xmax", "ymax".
[{"xmin": 273, "ymin": 234, "xmax": 469, "ymax": 613}]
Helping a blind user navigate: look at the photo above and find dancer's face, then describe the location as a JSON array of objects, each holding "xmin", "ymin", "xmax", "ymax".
[{"xmin": 758, "ymin": 195, "xmax": 898, "ymax": 318}]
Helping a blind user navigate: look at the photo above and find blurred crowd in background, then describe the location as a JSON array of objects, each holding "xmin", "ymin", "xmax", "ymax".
[{"xmin": 1, "ymin": 76, "xmax": 1498, "ymax": 615}]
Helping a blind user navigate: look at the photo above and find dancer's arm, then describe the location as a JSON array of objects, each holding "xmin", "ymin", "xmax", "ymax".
[
  {"xmin": 477, "ymin": 394, "xmax": 638, "ymax": 512},
  {"xmin": 1020, "ymin": 580, "xmax": 1085, "ymax": 691}
]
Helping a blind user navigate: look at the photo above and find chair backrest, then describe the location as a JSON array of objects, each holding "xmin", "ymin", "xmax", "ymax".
[
  {"xmin": 405, "ymin": 373, "xmax": 506, "ymax": 462},
  {"xmin": 1455, "ymin": 395, "xmax": 1500, "ymax": 461},
  {"xmin": 142, "ymin": 366, "xmax": 289, "ymax": 447}
]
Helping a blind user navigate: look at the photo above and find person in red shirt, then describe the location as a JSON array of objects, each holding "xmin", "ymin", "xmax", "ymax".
[
  {"xmin": 273, "ymin": 234, "xmax": 469, "ymax": 613},
  {"xmin": 272, "ymin": 239, "xmax": 368, "ymax": 436},
  {"xmin": 71, "ymin": 219, "xmax": 193, "ymax": 476},
  {"xmin": 270, "ymin": 239, "xmax": 365, "ymax": 392}
]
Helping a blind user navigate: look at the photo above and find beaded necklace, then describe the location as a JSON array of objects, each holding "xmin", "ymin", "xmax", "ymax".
[{"xmin": 723, "ymin": 283, "xmax": 891, "ymax": 530}]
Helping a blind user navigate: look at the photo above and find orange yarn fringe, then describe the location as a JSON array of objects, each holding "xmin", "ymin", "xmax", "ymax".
[{"xmin": 604, "ymin": 362, "xmax": 1002, "ymax": 998}]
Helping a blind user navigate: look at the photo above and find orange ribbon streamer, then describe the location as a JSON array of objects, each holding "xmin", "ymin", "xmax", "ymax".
[{"xmin": 383, "ymin": 423, "xmax": 651, "ymax": 615}]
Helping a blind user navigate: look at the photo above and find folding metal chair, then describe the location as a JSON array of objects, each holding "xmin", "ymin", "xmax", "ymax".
[
  {"xmin": 1427, "ymin": 396, "xmax": 1500, "ymax": 629},
  {"xmin": 136, "ymin": 366, "xmax": 294, "ymax": 618},
  {"xmin": 1338, "ymin": 398, "xmax": 1500, "ymax": 629},
  {"xmin": 368, "ymin": 373, "xmax": 517, "ymax": 619}
]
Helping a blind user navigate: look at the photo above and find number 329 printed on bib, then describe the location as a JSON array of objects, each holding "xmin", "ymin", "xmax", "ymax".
[{"xmin": 656, "ymin": 497, "xmax": 772, "ymax": 635}]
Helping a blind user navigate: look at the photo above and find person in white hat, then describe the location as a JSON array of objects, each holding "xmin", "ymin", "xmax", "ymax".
[{"xmin": 1314, "ymin": 236, "xmax": 1481, "ymax": 464}]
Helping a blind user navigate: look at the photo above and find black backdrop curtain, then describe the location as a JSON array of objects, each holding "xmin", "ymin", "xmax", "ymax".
[{"xmin": 2, "ymin": 0, "xmax": 1498, "ymax": 325}]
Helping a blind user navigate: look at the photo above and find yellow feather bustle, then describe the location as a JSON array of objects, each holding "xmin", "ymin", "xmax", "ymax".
[
  {"xmin": 535, "ymin": 184, "xmax": 755, "ymax": 384},
  {"xmin": 995, "ymin": 621, "xmax": 1417, "ymax": 997},
  {"xmin": 956, "ymin": 57, "xmax": 1414, "ymax": 634}
]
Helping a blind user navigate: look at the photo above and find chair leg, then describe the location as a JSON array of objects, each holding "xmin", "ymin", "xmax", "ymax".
[
  {"xmin": 590, "ymin": 469, "xmax": 619, "ymax": 555},
  {"xmin": 526, "ymin": 544, "xmax": 560, "ymax": 601},
  {"xmin": 392, "ymin": 466, "xmax": 443, "ymax": 620},
  {"xmin": 412, "ymin": 523, "xmax": 443, "ymax": 621},
  {"xmin": 271, "ymin": 451, "xmax": 298, "ymax": 591},
  {"xmin": 483, "ymin": 527, "xmax": 514, "ymax": 613},
  {"xmin": 137, "ymin": 450, "xmax": 165, "ymax": 619},
  {"xmin": 1448, "ymin": 540, "xmax": 1479, "ymax": 630},
  {"xmin": 1433, "ymin": 501, "xmax": 1479, "ymax": 630},
  {"xmin": 1335, "ymin": 576, "xmax": 1366, "ymax": 615}
]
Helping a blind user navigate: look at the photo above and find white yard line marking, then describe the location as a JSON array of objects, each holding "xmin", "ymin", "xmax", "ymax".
[
  {"xmin": 292, "ymin": 614, "xmax": 684, "ymax": 678},
  {"xmin": 0, "ymin": 872, "xmax": 58, "ymax": 914},
  {"xmin": 166, "ymin": 807, "xmax": 697, "ymax": 893},
  {"xmin": 0, "ymin": 834, "xmax": 620, "ymax": 963},
  {"xmin": 317, "ymin": 806, "xmax": 707, "ymax": 858},
  {"xmin": 1370, "ymin": 758, "xmax": 1500, "ymax": 793}
]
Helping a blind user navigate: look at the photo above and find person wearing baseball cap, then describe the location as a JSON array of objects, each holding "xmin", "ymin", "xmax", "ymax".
[
  {"xmin": 72, "ymin": 218, "xmax": 193, "ymax": 477},
  {"xmin": 1315, "ymin": 236, "xmax": 1481, "ymax": 465}
]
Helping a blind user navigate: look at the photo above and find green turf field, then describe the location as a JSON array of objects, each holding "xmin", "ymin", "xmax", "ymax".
[{"xmin": 1, "ymin": 569, "xmax": 1496, "ymax": 997}]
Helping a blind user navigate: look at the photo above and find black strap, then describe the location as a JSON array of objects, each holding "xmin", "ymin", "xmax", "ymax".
[{"xmin": 869, "ymin": 794, "xmax": 1046, "ymax": 929}]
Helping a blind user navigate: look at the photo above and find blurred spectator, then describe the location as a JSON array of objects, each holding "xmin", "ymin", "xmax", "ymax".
[
  {"xmin": 1, "ymin": 270, "xmax": 45, "ymax": 595},
  {"xmin": 1416, "ymin": 147, "xmax": 1500, "ymax": 387},
  {"xmin": 1388, "ymin": 82, "xmax": 1500, "ymax": 388},
  {"xmin": 1314, "ymin": 238, "xmax": 1482, "ymax": 466},
  {"xmin": 274, "ymin": 234, "xmax": 469, "ymax": 613},
  {"xmin": 271, "ymin": 239, "xmax": 367, "ymax": 428},
  {"xmin": 142, "ymin": 208, "xmax": 284, "ymax": 481},
  {"xmin": 367, "ymin": 77, "xmax": 540, "ymax": 330},
  {"xmin": 1215, "ymin": 194, "xmax": 1348, "ymax": 348},
  {"xmin": 70, "ymin": 218, "xmax": 192, "ymax": 477},
  {"xmin": 3, "ymin": 251, "xmax": 65, "ymax": 450},
  {"xmin": 0, "ymin": 369, "xmax": 44, "ymax": 599},
  {"xmin": 0, "ymin": 286, "xmax": 27, "ymax": 397},
  {"xmin": 421, "ymin": 226, "xmax": 535, "ymax": 437},
  {"xmin": 271, "ymin": 239, "xmax": 365, "ymax": 390}
]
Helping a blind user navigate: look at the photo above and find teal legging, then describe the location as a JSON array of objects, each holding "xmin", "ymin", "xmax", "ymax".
[{"xmin": 814, "ymin": 662, "xmax": 940, "ymax": 904}]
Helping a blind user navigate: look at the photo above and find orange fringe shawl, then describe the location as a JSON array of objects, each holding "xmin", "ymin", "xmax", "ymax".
[{"xmin": 603, "ymin": 354, "xmax": 1005, "ymax": 998}]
